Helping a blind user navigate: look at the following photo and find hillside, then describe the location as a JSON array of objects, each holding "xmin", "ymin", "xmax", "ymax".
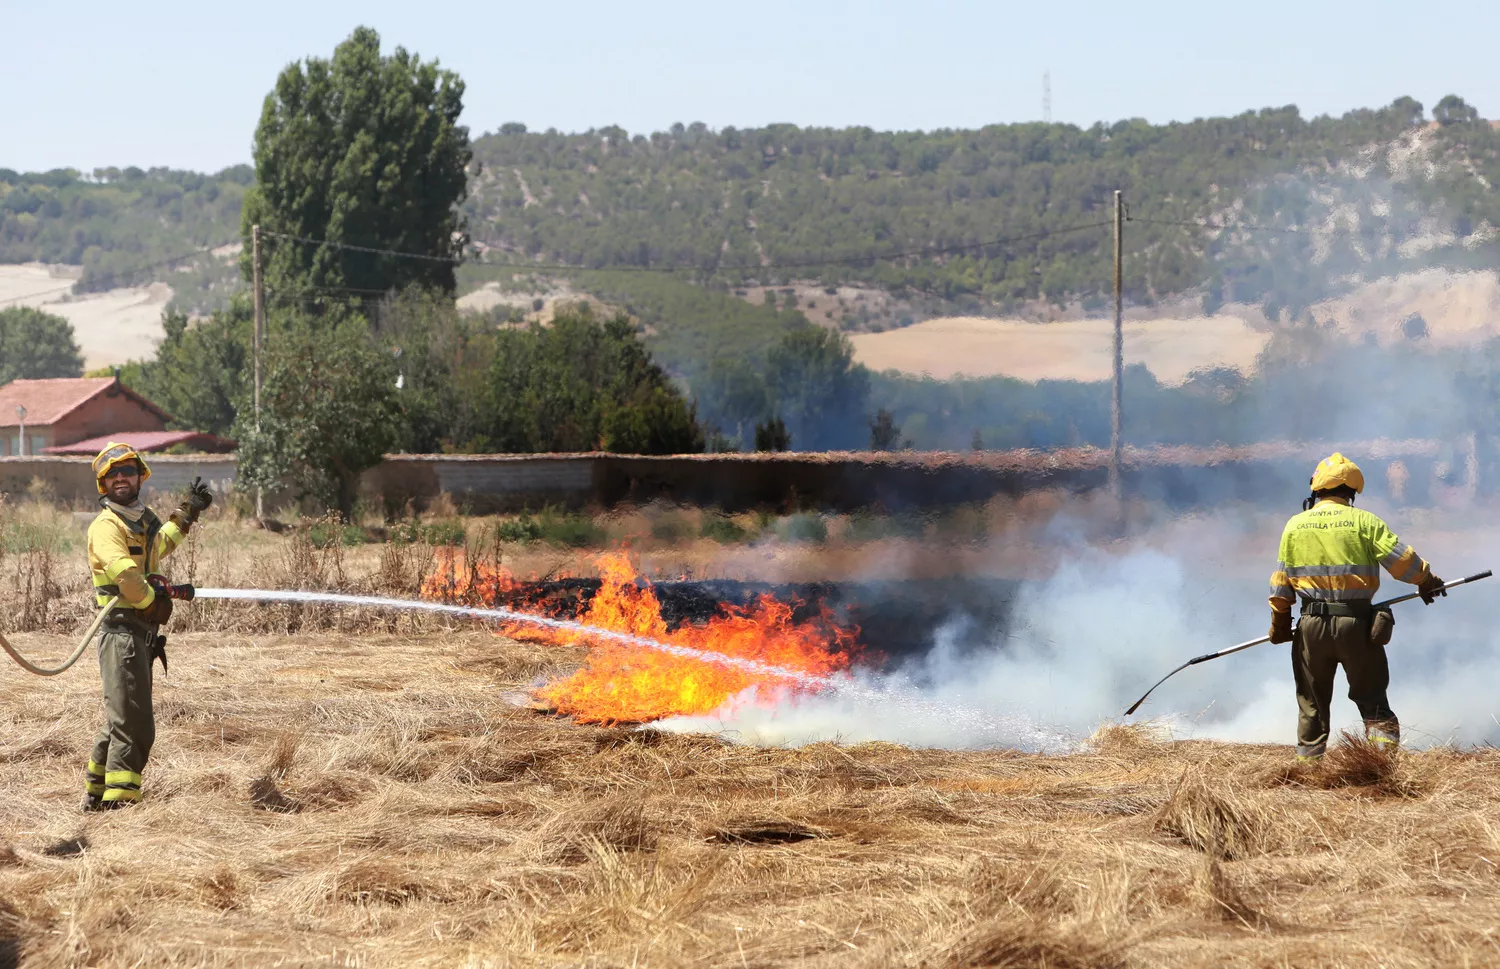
[
  {"xmin": 0, "ymin": 165, "xmax": 249, "ymax": 312},
  {"xmin": 465, "ymin": 101, "xmax": 1500, "ymax": 315},
  {"xmin": 6, "ymin": 99, "xmax": 1500, "ymax": 382}
]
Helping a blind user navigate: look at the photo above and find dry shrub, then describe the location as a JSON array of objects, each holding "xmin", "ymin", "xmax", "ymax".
[
  {"xmin": 1154, "ymin": 771, "xmax": 1268, "ymax": 860},
  {"xmin": 1269, "ymin": 732, "xmax": 1425, "ymax": 797},
  {"xmin": 940, "ymin": 914, "xmax": 1124, "ymax": 969},
  {"xmin": 375, "ymin": 539, "xmax": 435, "ymax": 597},
  {"xmin": 1087, "ymin": 720, "xmax": 1170, "ymax": 754},
  {"xmin": 0, "ymin": 497, "xmax": 81, "ymax": 634},
  {"xmin": 1321, "ymin": 731, "xmax": 1421, "ymax": 796}
]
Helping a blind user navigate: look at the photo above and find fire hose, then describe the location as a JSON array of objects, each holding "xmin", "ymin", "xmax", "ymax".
[
  {"xmin": 0, "ymin": 597, "xmax": 118, "ymax": 677},
  {"xmin": 0, "ymin": 581, "xmax": 196, "ymax": 677},
  {"xmin": 1123, "ymin": 569, "xmax": 1493, "ymax": 717},
  {"xmin": 2, "ymin": 584, "xmax": 826, "ymax": 686}
]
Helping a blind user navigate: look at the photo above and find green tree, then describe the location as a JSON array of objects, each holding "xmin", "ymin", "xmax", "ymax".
[
  {"xmin": 375, "ymin": 289, "xmax": 493, "ymax": 452},
  {"xmin": 868, "ymin": 408, "xmax": 902, "ymax": 450},
  {"xmin": 241, "ymin": 26, "xmax": 472, "ymax": 305},
  {"xmin": 695, "ymin": 357, "xmax": 770, "ymax": 447},
  {"xmin": 1434, "ymin": 94, "xmax": 1480, "ymax": 126},
  {"xmin": 127, "ymin": 303, "xmax": 251, "ymax": 435},
  {"xmin": 0, "ymin": 307, "xmax": 84, "ymax": 383},
  {"xmin": 754, "ymin": 417, "xmax": 790, "ymax": 452},
  {"xmin": 233, "ymin": 322, "xmax": 403, "ymax": 516},
  {"xmin": 763, "ymin": 326, "xmax": 871, "ymax": 450},
  {"xmin": 483, "ymin": 305, "xmax": 703, "ymax": 454}
]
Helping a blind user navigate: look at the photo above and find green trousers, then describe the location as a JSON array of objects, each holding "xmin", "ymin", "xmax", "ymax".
[
  {"xmin": 85, "ymin": 622, "xmax": 156, "ymax": 804},
  {"xmin": 1293, "ymin": 613, "xmax": 1398, "ymax": 759}
]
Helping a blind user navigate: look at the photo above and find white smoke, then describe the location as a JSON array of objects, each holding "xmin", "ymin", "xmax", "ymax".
[{"xmin": 652, "ymin": 505, "xmax": 1500, "ymax": 750}]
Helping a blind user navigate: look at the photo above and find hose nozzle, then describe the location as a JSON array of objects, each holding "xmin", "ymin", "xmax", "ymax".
[{"xmin": 148, "ymin": 577, "xmax": 196, "ymax": 601}]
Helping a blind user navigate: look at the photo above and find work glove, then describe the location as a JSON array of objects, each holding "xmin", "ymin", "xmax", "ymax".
[
  {"xmin": 1268, "ymin": 610, "xmax": 1294, "ymax": 644},
  {"xmin": 1418, "ymin": 573, "xmax": 1447, "ymax": 605},
  {"xmin": 148, "ymin": 575, "xmax": 195, "ymax": 602},
  {"xmin": 178, "ymin": 476, "xmax": 214, "ymax": 524},
  {"xmin": 139, "ymin": 588, "xmax": 174, "ymax": 626}
]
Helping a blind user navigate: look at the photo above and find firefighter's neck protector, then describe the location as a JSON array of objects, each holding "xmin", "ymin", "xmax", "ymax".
[
  {"xmin": 1310, "ymin": 452, "xmax": 1364, "ymax": 494},
  {"xmin": 92, "ymin": 442, "xmax": 152, "ymax": 495}
]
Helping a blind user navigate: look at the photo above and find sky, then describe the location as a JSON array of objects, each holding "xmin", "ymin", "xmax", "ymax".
[{"xmin": 3, "ymin": 0, "xmax": 1499, "ymax": 173}]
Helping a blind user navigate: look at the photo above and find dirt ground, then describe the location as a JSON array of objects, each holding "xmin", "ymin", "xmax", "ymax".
[
  {"xmin": 849, "ymin": 314, "xmax": 1271, "ymax": 385},
  {"xmin": 3, "ymin": 619, "xmax": 1500, "ymax": 967},
  {"xmin": 0, "ymin": 263, "xmax": 171, "ymax": 370}
]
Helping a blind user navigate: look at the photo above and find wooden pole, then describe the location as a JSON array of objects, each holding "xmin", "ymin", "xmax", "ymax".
[
  {"xmin": 1111, "ymin": 190, "xmax": 1124, "ymax": 501},
  {"xmin": 252, "ymin": 224, "xmax": 265, "ymax": 519}
]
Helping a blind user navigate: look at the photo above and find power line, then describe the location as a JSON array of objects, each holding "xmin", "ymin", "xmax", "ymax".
[
  {"xmin": 261, "ymin": 230, "xmax": 465, "ymax": 264},
  {"xmin": 262, "ymin": 220, "xmax": 1114, "ymax": 276},
  {"xmin": 1130, "ymin": 217, "xmax": 1303, "ymax": 234},
  {"xmin": 0, "ymin": 240, "xmax": 234, "ymax": 308},
  {"xmin": 81, "ymin": 240, "xmax": 238, "ymax": 290},
  {"xmin": 0, "ymin": 282, "xmax": 74, "ymax": 307}
]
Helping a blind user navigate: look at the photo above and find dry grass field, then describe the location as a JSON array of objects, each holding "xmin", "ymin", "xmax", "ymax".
[
  {"xmin": 5, "ymin": 500, "xmax": 1500, "ymax": 966},
  {"xmin": 4, "ymin": 626, "xmax": 1500, "ymax": 967}
]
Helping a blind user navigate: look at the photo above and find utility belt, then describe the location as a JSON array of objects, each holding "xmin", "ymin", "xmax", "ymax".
[
  {"xmin": 1299, "ymin": 598, "xmax": 1394, "ymax": 647},
  {"xmin": 1299, "ymin": 599, "xmax": 1373, "ymax": 618},
  {"xmin": 101, "ymin": 607, "xmax": 154, "ymax": 633},
  {"xmin": 98, "ymin": 608, "xmax": 170, "ymax": 673}
]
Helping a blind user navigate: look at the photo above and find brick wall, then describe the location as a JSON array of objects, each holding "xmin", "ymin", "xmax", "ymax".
[{"xmin": 51, "ymin": 390, "xmax": 166, "ymax": 445}]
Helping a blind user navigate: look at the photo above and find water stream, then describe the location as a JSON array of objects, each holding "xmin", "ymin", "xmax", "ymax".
[{"xmin": 195, "ymin": 588, "xmax": 1070, "ymax": 750}]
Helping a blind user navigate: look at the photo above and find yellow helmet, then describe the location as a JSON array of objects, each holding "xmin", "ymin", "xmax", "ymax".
[
  {"xmin": 92, "ymin": 441, "xmax": 152, "ymax": 495},
  {"xmin": 1310, "ymin": 452, "xmax": 1364, "ymax": 494}
]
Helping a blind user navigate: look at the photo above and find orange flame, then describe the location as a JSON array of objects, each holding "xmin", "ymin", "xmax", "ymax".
[{"xmin": 423, "ymin": 551, "xmax": 857, "ymax": 723}]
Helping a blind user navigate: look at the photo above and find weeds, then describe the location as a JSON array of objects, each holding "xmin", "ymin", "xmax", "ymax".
[
  {"xmin": 0, "ymin": 496, "xmax": 81, "ymax": 633},
  {"xmin": 699, "ymin": 511, "xmax": 749, "ymax": 543},
  {"xmin": 776, "ymin": 510, "xmax": 829, "ymax": 543},
  {"xmin": 496, "ymin": 507, "xmax": 606, "ymax": 547}
]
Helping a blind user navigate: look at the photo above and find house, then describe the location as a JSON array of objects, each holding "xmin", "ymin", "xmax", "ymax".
[{"xmin": 0, "ymin": 376, "xmax": 234, "ymax": 457}]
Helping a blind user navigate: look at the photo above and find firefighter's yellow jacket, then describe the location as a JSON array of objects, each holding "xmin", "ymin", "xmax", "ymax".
[
  {"xmin": 1268, "ymin": 498, "xmax": 1431, "ymax": 615},
  {"xmin": 87, "ymin": 503, "xmax": 189, "ymax": 610}
]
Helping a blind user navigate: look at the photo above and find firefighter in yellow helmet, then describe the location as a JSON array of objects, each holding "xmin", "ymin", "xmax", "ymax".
[
  {"xmin": 83, "ymin": 443, "xmax": 213, "ymax": 811},
  {"xmin": 1266, "ymin": 453, "xmax": 1446, "ymax": 761}
]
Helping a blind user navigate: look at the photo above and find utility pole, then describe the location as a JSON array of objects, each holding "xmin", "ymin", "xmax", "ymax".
[
  {"xmin": 252, "ymin": 224, "xmax": 265, "ymax": 519},
  {"xmin": 1043, "ymin": 70, "xmax": 1052, "ymax": 124},
  {"xmin": 1110, "ymin": 190, "xmax": 1124, "ymax": 502}
]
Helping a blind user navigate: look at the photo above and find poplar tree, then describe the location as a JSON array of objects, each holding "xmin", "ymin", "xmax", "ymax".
[{"xmin": 240, "ymin": 26, "xmax": 472, "ymax": 303}]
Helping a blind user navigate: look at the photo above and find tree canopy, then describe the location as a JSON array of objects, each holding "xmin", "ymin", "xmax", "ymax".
[
  {"xmin": 232, "ymin": 320, "xmax": 404, "ymax": 516},
  {"xmin": 0, "ymin": 307, "xmax": 84, "ymax": 384},
  {"xmin": 481, "ymin": 305, "xmax": 703, "ymax": 454},
  {"xmin": 240, "ymin": 26, "xmax": 472, "ymax": 305}
]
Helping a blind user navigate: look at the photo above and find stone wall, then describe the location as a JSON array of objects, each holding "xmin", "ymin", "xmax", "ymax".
[{"xmin": 0, "ymin": 440, "xmax": 1466, "ymax": 514}]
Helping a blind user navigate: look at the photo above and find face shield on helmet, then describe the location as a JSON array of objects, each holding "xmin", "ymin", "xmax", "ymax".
[{"xmin": 92, "ymin": 442, "xmax": 153, "ymax": 495}]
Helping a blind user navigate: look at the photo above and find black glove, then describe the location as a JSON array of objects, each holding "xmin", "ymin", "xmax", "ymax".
[
  {"xmin": 178, "ymin": 476, "xmax": 214, "ymax": 524},
  {"xmin": 1418, "ymin": 573, "xmax": 1447, "ymax": 605},
  {"xmin": 1269, "ymin": 611, "xmax": 1294, "ymax": 644},
  {"xmin": 140, "ymin": 589, "xmax": 174, "ymax": 626}
]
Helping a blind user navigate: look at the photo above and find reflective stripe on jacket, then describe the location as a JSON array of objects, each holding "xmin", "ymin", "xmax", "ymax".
[
  {"xmin": 87, "ymin": 507, "xmax": 189, "ymax": 609},
  {"xmin": 1268, "ymin": 498, "xmax": 1430, "ymax": 615}
]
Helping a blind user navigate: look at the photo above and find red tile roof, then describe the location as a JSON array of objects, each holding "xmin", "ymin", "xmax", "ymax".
[
  {"xmin": 44, "ymin": 430, "xmax": 236, "ymax": 455},
  {"xmin": 0, "ymin": 377, "xmax": 173, "ymax": 427}
]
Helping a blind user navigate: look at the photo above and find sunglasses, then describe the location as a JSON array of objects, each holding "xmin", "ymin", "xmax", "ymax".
[{"xmin": 104, "ymin": 465, "xmax": 141, "ymax": 479}]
